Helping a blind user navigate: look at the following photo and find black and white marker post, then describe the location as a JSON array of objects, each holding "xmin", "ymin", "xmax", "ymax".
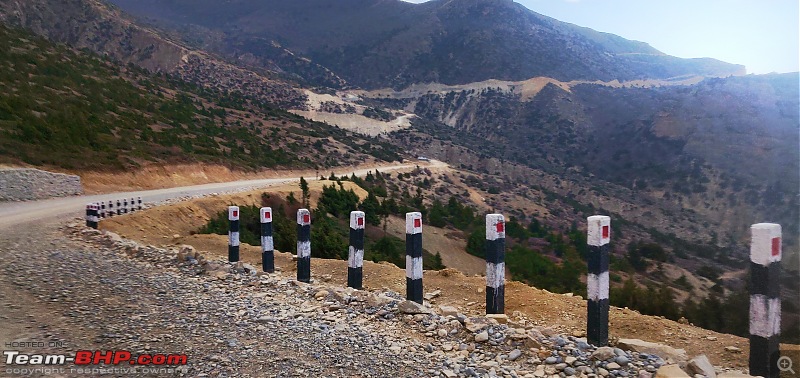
[
  {"xmin": 749, "ymin": 223, "xmax": 781, "ymax": 378},
  {"xmin": 99, "ymin": 202, "xmax": 106, "ymax": 219},
  {"xmin": 228, "ymin": 206, "xmax": 240, "ymax": 263},
  {"xmin": 137, "ymin": 196, "xmax": 143, "ymax": 211},
  {"xmin": 485, "ymin": 214, "xmax": 506, "ymax": 314},
  {"xmin": 107, "ymin": 200, "xmax": 114, "ymax": 217},
  {"xmin": 587, "ymin": 215, "xmax": 611, "ymax": 347},
  {"xmin": 260, "ymin": 207, "xmax": 274, "ymax": 273},
  {"xmin": 116, "ymin": 200, "xmax": 122, "ymax": 216},
  {"xmin": 405, "ymin": 212, "xmax": 423, "ymax": 303},
  {"xmin": 85, "ymin": 204, "xmax": 99, "ymax": 229},
  {"xmin": 296, "ymin": 209, "xmax": 311, "ymax": 283},
  {"xmin": 123, "ymin": 198, "xmax": 129, "ymax": 214},
  {"xmin": 348, "ymin": 211, "xmax": 366, "ymax": 289}
]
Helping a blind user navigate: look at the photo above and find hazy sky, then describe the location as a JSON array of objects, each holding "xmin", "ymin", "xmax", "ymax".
[{"xmin": 402, "ymin": 0, "xmax": 799, "ymax": 74}]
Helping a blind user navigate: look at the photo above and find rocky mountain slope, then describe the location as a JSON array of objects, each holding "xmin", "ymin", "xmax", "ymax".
[
  {"xmin": 106, "ymin": 0, "xmax": 745, "ymax": 89},
  {"xmin": 378, "ymin": 73, "xmax": 799, "ymax": 253},
  {"xmin": 0, "ymin": 0, "xmax": 307, "ymax": 108},
  {"xmin": 0, "ymin": 24, "xmax": 401, "ymax": 170}
]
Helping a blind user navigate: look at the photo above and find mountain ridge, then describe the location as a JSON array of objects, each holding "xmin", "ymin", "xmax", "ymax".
[{"xmin": 106, "ymin": 0, "xmax": 746, "ymax": 89}]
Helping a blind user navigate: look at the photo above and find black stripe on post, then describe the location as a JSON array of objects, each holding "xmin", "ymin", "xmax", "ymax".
[
  {"xmin": 348, "ymin": 211, "xmax": 366, "ymax": 289},
  {"xmin": 85, "ymin": 203, "xmax": 99, "ymax": 229},
  {"xmin": 485, "ymin": 214, "xmax": 506, "ymax": 314},
  {"xmin": 99, "ymin": 202, "xmax": 106, "ymax": 219},
  {"xmin": 405, "ymin": 212, "xmax": 423, "ymax": 303},
  {"xmin": 749, "ymin": 223, "xmax": 781, "ymax": 378},
  {"xmin": 228, "ymin": 206, "xmax": 240, "ymax": 263},
  {"xmin": 296, "ymin": 209, "xmax": 311, "ymax": 283},
  {"xmin": 260, "ymin": 207, "xmax": 274, "ymax": 273},
  {"xmin": 586, "ymin": 215, "xmax": 611, "ymax": 347},
  {"xmin": 137, "ymin": 196, "xmax": 142, "ymax": 211}
]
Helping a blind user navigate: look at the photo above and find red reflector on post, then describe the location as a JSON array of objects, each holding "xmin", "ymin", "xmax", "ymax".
[
  {"xmin": 303, "ymin": 214, "xmax": 310, "ymax": 223},
  {"xmin": 414, "ymin": 218, "xmax": 421, "ymax": 228},
  {"xmin": 772, "ymin": 237, "xmax": 780, "ymax": 256},
  {"xmin": 358, "ymin": 217, "xmax": 363, "ymax": 226},
  {"xmin": 496, "ymin": 222, "xmax": 504, "ymax": 233},
  {"xmin": 602, "ymin": 225, "xmax": 609, "ymax": 238}
]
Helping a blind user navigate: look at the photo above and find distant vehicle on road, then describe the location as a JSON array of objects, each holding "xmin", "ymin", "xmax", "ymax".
[{"xmin": 417, "ymin": 156, "xmax": 430, "ymax": 162}]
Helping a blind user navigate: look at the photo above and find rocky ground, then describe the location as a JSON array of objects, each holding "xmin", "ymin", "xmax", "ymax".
[{"xmin": 0, "ymin": 207, "xmax": 761, "ymax": 377}]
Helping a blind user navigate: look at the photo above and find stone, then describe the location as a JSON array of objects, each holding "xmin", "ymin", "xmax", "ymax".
[
  {"xmin": 475, "ymin": 331, "xmax": 489, "ymax": 342},
  {"xmin": 179, "ymin": 244, "xmax": 195, "ymax": 255},
  {"xmin": 591, "ymin": 346, "xmax": 616, "ymax": 361},
  {"xmin": 465, "ymin": 317, "xmax": 491, "ymax": 333},
  {"xmin": 564, "ymin": 367, "xmax": 576, "ymax": 376},
  {"xmin": 508, "ymin": 349, "xmax": 522, "ymax": 361},
  {"xmin": 314, "ymin": 290, "xmax": 329, "ymax": 300},
  {"xmin": 615, "ymin": 356, "xmax": 630, "ymax": 366},
  {"xmin": 655, "ymin": 365, "xmax": 690, "ymax": 378},
  {"xmin": 717, "ymin": 372, "xmax": 756, "ymax": 378},
  {"xmin": 438, "ymin": 305, "xmax": 459, "ymax": 317},
  {"xmin": 565, "ymin": 356, "xmax": 577, "ymax": 365},
  {"xmin": 398, "ymin": 300, "xmax": 431, "ymax": 314},
  {"xmin": 442, "ymin": 369, "xmax": 456, "ymax": 378},
  {"xmin": 723, "ymin": 346, "xmax": 741, "ymax": 353},
  {"xmin": 545, "ymin": 356, "xmax": 558, "ymax": 364},
  {"xmin": 437, "ymin": 329, "xmax": 448, "ymax": 337},
  {"xmin": 607, "ymin": 362, "xmax": 621, "ymax": 370},
  {"xmin": 424, "ymin": 290, "xmax": 442, "ymax": 300},
  {"xmin": 256, "ymin": 316, "xmax": 273, "ymax": 323},
  {"xmin": 368, "ymin": 293, "xmax": 395, "ymax": 307},
  {"xmin": 686, "ymin": 355, "xmax": 716, "ymax": 378},
  {"xmin": 524, "ymin": 335, "xmax": 542, "ymax": 349},
  {"xmin": 598, "ymin": 367, "xmax": 609, "ymax": 377},
  {"xmin": 617, "ymin": 339, "xmax": 688, "ymax": 365},
  {"xmin": 486, "ymin": 314, "xmax": 508, "ymax": 324}
]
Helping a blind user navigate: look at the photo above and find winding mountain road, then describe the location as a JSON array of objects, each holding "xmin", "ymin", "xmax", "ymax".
[
  {"xmin": 0, "ymin": 162, "xmax": 440, "ymax": 228},
  {"xmin": 0, "ymin": 161, "xmax": 445, "ymax": 377}
]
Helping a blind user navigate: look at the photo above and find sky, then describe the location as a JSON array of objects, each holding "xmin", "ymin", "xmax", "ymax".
[{"xmin": 402, "ymin": 0, "xmax": 799, "ymax": 74}]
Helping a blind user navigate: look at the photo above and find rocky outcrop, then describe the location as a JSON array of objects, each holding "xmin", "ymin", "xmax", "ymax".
[{"xmin": 0, "ymin": 168, "xmax": 82, "ymax": 201}]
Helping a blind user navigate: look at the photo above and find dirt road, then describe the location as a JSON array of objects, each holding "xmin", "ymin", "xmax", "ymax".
[{"xmin": 0, "ymin": 162, "xmax": 441, "ymax": 228}]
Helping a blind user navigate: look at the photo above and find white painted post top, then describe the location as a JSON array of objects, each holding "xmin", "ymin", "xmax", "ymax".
[
  {"xmin": 751, "ymin": 223, "xmax": 781, "ymax": 266},
  {"xmin": 406, "ymin": 212, "xmax": 422, "ymax": 234},
  {"xmin": 260, "ymin": 207, "xmax": 273, "ymax": 223},
  {"xmin": 228, "ymin": 206, "xmax": 239, "ymax": 220},
  {"xmin": 350, "ymin": 211, "xmax": 365, "ymax": 230},
  {"xmin": 486, "ymin": 214, "xmax": 505, "ymax": 241},
  {"xmin": 587, "ymin": 215, "xmax": 611, "ymax": 247},
  {"xmin": 297, "ymin": 208, "xmax": 311, "ymax": 225}
]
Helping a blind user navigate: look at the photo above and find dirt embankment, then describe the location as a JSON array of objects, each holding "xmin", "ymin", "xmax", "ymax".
[
  {"xmin": 97, "ymin": 186, "xmax": 800, "ymax": 370},
  {"xmin": 72, "ymin": 161, "xmax": 435, "ymax": 194}
]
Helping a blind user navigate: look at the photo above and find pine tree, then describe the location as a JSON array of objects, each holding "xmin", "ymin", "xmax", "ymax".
[{"xmin": 299, "ymin": 176, "xmax": 310, "ymax": 208}]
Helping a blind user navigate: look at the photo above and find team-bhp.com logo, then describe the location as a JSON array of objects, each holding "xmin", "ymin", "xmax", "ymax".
[{"xmin": 5, "ymin": 350, "xmax": 187, "ymax": 365}]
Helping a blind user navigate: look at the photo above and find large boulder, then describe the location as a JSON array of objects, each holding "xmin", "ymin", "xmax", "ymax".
[
  {"xmin": 655, "ymin": 364, "xmax": 690, "ymax": 378},
  {"xmin": 686, "ymin": 355, "xmax": 716, "ymax": 378},
  {"xmin": 398, "ymin": 300, "xmax": 431, "ymax": 314},
  {"xmin": 617, "ymin": 338, "xmax": 688, "ymax": 365}
]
